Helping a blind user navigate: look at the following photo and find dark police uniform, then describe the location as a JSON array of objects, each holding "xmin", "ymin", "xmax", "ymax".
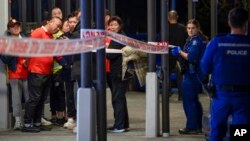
[
  {"xmin": 180, "ymin": 34, "xmax": 207, "ymax": 131},
  {"xmin": 201, "ymin": 34, "xmax": 250, "ymax": 141}
]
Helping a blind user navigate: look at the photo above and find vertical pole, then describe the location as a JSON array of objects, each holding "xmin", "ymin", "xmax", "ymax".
[
  {"xmin": 0, "ymin": 0, "xmax": 9, "ymax": 129},
  {"xmin": 77, "ymin": 88, "xmax": 96, "ymax": 141},
  {"xmin": 147, "ymin": 0, "xmax": 156, "ymax": 72},
  {"xmin": 188, "ymin": 0, "xmax": 193, "ymax": 19},
  {"xmin": 48, "ymin": 0, "xmax": 56, "ymax": 10},
  {"xmin": 211, "ymin": 0, "xmax": 217, "ymax": 37},
  {"xmin": 170, "ymin": 0, "xmax": 176, "ymax": 10},
  {"xmin": 8, "ymin": 0, "xmax": 11, "ymax": 17},
  {"xmin": 161, "ymin": 0, "xmax": 170, "ymax": 137},
  {"xmin": 78, "ymin": 1, "xmax": 96, "ymax": 141},
  {"xmin": 76, "ymin": 0, "xmax": 80, "ymax": 9},
  {"xmin": 145, "ymin": 73, "xmax": 158, "ymax": 137},
  {"xmin": 65, "ymin": 0, "xmax": 71, "ymax": 18},
  {"xmin": 0, "ymin": 61, "xmax": 8, "ymax": 129},
  {"xmin": 61, "ymin": 0, "xmax": 71, "ymax": 19},
  {"xmin": 81, "ymin": 1, "xmax": 92, "ymax": 88},
  {"xmin": 193, "ymin": 2, "xmax": 196, "ymax": 19},
  {"xmin": 91, "ymin": 0, "xmax": 94, "ymax": 27},
  {"xmin": 19, "ymin": 0, "xmax": 27, "ymax": 22},
  {"xmin": 108, "ymin": 0, "xmax": 116, "ymax": 15},
  {"xmin": 34, "ymin": 0, "xmax": 42, "ymax": 23},
  {"xmin": 95, "ymin": 0, "xmax": 106, "ymax": 141},
  {"xmin": 146, "ymin": 0, "xmax": 158, "ymax": 137},
  {"xmin": 232, "ymin": 0, "xmax": 236, "ymax": 7}
]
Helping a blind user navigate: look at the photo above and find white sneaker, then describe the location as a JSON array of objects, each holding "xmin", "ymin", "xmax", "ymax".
[
  {"xmin": 14, "ymin": 120, "xmax": 22, "ymax": 130},
  {"xmin": 63, "ymin": 118, "xmax": 75, "ymax": 129},
  {"xmin": 110, "ymin": 128, "xmax": 125, "ymax": 133},
  {"xmin": 41, "ymin": 117, "xmax": 52, "ymax": 126}
]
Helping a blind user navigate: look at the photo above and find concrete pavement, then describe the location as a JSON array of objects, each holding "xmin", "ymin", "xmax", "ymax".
[{"xmin": 0, "ymin": 89, "xmax": 210, "ymax": 141}]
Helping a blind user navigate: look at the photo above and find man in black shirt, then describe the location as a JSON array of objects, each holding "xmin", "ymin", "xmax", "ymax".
[{"xmin": 168, "ymin": 10, "xmax": 188, "ymax": 100}]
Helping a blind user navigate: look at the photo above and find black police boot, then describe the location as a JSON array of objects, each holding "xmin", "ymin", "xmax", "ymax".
[{"xmin": 179, "ymin": 128, "xmax": 202, "ymax": 135}]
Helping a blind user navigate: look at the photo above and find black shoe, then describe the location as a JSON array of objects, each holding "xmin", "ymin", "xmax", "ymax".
[
  {"xmin": 107, "ymin": 126, "xmax": 114, "ymax": 131},
  {"xmin": 22, "ymin": 126, "xmax": 40, "ymax": 133},
  {"xmin": 56, "ymin": 118, "xmax": 66, "ymax": 126},
  {"xmin": 179, "ymin": 128, "xmax": 202, "ymax": 135},
  {"xmin": 125, "ymin": 128, "xmax": 130, "ymax": 132},
  {"xmin": 50, "ymin": 118, "xmax": 57, "ymax": 125},
  {"xmin": 35, "ymin": 125, "xmax": 52, "ymax": 131}
]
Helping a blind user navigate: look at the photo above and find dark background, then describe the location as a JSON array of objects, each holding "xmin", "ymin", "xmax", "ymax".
[{"xmin": 10, "ymin": 0, "xmax": 250, "ymax": 39}]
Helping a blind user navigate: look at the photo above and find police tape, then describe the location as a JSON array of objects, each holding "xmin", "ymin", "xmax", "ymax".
[
  {"xmin": 0, "ymin": 36, "xmax": 105, "ymax": 57},
  {"xmin": 0, "ymin": 29, "xmax": 169, "ymax": 57},
  {"xmin": 106, "ymin": 31, "xmax": 169, "ymax": 54}
]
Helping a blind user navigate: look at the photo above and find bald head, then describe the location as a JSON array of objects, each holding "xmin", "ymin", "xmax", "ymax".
[
  {"xmin": 168, "ymin": 10, "xmax": 178, "ymax": 24},
  {"xmin": 51, "ymin": 7, "xmax": 63, "ymax": 19},
  {"xmin": 46, "ymin": 17, "xmax": 62, "ymax": 34}
]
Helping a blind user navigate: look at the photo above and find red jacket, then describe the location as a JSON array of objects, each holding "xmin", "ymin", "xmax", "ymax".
[
  {"xmin": 28, "ymin": 27, "xmax": 54, "ymax": 75},
  {"xmin": 8, "ymin": 57, "xmax": 28, "ymax": 79},
  {"xmin": 105, "ymin": 37, "xmax": 111, "ymax": 72}
]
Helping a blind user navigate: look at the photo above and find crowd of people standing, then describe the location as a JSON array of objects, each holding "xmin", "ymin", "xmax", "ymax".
[
  {"xmin": 0, "ymin": 6, "xmax": 250, "ymax": 141},
  {"xmin": 0, "ymin": 7, "xmax": 131, "ymax": 134}
]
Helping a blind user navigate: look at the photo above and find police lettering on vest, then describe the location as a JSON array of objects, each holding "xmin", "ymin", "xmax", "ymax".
[{"xmin": 227, "ymin": 50, "xmax": 247, "ymax": 55}]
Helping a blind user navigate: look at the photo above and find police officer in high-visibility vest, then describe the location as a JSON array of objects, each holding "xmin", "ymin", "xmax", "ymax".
[
  {"xmin": 172, "ymin": 19, "xmax": 208, "ymax": 134},
  {"xmin": 200, "ymin": 8, "xmax": 250, "ymax": 141}
]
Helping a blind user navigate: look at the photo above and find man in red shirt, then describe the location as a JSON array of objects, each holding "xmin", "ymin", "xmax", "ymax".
[{"xmin": 22, "ymin": 17, "xmax": 62, "ymax": 133}]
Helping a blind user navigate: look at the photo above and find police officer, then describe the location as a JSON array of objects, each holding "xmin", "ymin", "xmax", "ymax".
[
  {"xmin": 172, "ymin": 19, "xmax": 207, "ymax": 134},
  {"xmin": 200, "ymin": 8, "xmax": 250, "ymax": 141}
]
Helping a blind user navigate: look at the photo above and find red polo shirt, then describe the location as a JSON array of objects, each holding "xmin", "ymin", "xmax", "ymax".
[{"xmin": 28, "ymin": 27, "xmax": 54, "ymax": 75}]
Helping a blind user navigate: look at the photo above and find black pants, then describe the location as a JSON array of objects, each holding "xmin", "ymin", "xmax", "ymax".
[
  {"xmin": 176, "ymin": 65, "xmax": 183, "ymax": 99},
  {"xmin": 50, "ymin": 71, "xmax": 66, "ymax": 115},
  {"xmin": 110, "ymin": 76, "xmax": 129, "ymax": 129},
  {"xmin": 106, "ymin": 73, "xmax": 112, "ymax": 90},
  {"xmin": 24, "ymin": 73, "xmax": 51, "ymax": 124},
  {"xmin": 64, "ymin": 80, "xmax": 76, "ymax": 118}
]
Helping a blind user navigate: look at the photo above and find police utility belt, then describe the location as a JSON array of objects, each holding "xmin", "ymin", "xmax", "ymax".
[{"xmin": 219, "ymin": 85, "xmax": 250, "ymax": 92}]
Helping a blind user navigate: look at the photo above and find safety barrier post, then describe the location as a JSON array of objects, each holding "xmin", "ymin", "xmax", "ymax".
[
  {"xmin": 77, "ymin": 88, "xmax": 96, "ymax": 141},
  {"xmin": 78, "ymin": 0, "xmax": 96, "ymax": 141},
  {"xmin": 0, "ymin": 0, "xmax": 9, "ymax": 129},
  {"xmin": 146, "ymin": 0, "xmax": 159, "ymax": 137},
  {"xmin": 161, "ymin": 0, "xmax": 170, "ymax": 137},
  {"xmin": 145, "ymin": 73, "xmax": 158, "ymax": 137}
]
